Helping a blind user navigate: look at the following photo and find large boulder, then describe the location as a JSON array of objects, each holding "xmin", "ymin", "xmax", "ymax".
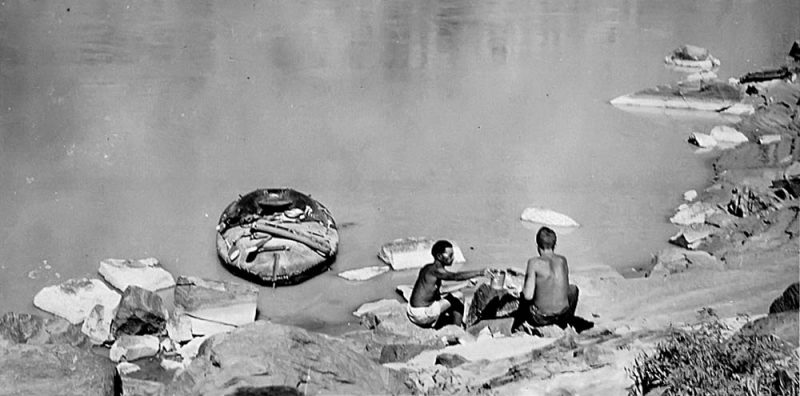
[
  {"xmin": 33, "ymin": 278, "xmax": 121, "ymax": 324},
  {"xmin": 769, "ymin": 282, "xmax": 799, "ymax": 314},
  {"xmin": 0, "ymin": 342, "xmax": 116, "ymax": 395},
  {"xmin": 111, "ymin": 285, "xmax": 168, "ymax": 337},
  {"xmin": 174, "ymin": 276, "xmax": 258, "ymax": 327},
  {"xmin": 98, "ymin": 257, "xmax": 175, "ymax": 292},
  {"xmin": 167, "ymin": 321, "xmax": 412, "ymax": 395},
  {"xmin": 378, "ymin": 237, "xmax": 467, "ymax": 270}
]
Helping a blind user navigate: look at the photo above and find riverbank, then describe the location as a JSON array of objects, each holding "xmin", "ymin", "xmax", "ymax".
[{"xmin": 2, "ymin": 51, "xmax": 798, "ymax": 395}]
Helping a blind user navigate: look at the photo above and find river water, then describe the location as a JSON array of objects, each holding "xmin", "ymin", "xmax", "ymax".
[{"xmin": 1, "ymin": 0, "xmax": 798, "ymax": 330}]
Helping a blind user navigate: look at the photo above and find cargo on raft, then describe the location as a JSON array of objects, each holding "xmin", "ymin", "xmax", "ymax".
[{"xmin": 216, "ymin": 188, "xmax": 339, "ymax": 285}]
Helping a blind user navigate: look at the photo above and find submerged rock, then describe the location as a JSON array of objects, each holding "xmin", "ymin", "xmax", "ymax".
[
  {"xmin": 520, "ymin": 207, "xmax": 580, "ymax": 227},
  {"xmin": 98, "ymin": 257, "xmax": 175, "ymax": 292},
  {"xmin": 337, "ymin": 265, "xmax": 391, "ymax": 281},
  {"xmin": 378, "ymin": 237, "xmax": 467, "ymax": 270},
  {"xmin": 33, "ymin": 278, "xmax": 121, "ymax": 325}
]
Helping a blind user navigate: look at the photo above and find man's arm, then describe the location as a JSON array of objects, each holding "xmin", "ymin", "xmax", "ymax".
[
  {"xmin": 521, "ymin": 258, "xmax": 537, "ymax": 301},
  {"xmin": 434, "ymin": 267, "xmax": 489, "ymax": 281}
]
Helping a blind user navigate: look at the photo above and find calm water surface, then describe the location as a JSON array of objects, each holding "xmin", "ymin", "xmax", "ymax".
[{"xmin": 1, "ymin": 0, "xmax": 798, "ymax": 330}]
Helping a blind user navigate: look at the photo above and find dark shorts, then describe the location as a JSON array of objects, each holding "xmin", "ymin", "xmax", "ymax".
[{"xmin": 515, "ymin": 284, "xmax": 579, "ymax": 328}]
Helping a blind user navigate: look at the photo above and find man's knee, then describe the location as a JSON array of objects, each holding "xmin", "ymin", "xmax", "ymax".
[{"xmin": 568, "ymin": 284, "xmax": 579, "ymax": 307}]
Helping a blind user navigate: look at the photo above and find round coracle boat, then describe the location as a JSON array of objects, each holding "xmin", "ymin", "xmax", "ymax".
[{"xmin": 216, "ymin": 188, "xmax": 339, "ymax": 285}]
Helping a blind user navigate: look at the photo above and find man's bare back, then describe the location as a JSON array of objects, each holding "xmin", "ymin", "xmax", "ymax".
[{"xmin": 523, "ymin": 254, "xmax": 570, "ymax": 314}]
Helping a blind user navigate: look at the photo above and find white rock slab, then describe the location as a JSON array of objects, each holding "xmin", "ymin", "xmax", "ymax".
[
  {"xmin": 689, "ymin": 132, "xmax": 717, "ymax": 148},
  {"xmin": 160, "ymin": 359, "xmax": 185, "ymax": 372},
  {"xmin": 81, "ymin": 304, "xmax": 115, "ymax": 345},
  {"xmin": 188, "ymin": 316, "xmax": 236, "ymax": 336},
  {"xmin": 710, "ymin": 125, "xmax": 748, "ymax": 144},
  {"xmin": 670, "ymin": 202, "xmax": 717, "ymax": 226},
  {"xmin": 758, "ymin": 134, "xmax": 782, "ymax": 145},
  {"xmin": 683, "ymin": 190, "xmax": 698, "ymax": 202},
  {"xmin": 520, "ymin": 207, "xmax": 580, "ymax": 227},
  {"xmin": 378, "ymin": 237, "xmax": 467, "ymax": 271},
  {"xmin": 337, "ymin": 265, "xmax": 391, "ymax": 281},
  {"xmin": 174, "ymin": 276, "xmax": 258, "ymax": 327},
  {"xmin": 116, "ymin": 362, "xmax": 141, "ymax": 375},
  {"xmin": 670, "ymin": 228, "xmax": 713, "ymax": 250},
  {"xmin": 109, "ymin": 335, "xmax": 160, "ymax": 362},
  {"xmin": 33, "ymin": 278, "xmax": 122, "ymax": 324},
  {"xmin": 353, "ymin": 299, "xmax": 404, "ymax": 317},
  {"xmin": 98, "ymin": 257, "xmax": 175, "ymax": 292}
]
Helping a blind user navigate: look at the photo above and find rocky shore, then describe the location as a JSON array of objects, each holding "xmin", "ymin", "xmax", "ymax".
[{"xmin": 2, "ymin": 49, "xmax": 799, "ymax": 396}]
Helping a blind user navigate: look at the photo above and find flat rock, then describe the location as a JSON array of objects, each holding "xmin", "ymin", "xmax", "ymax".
[
  {"xmin": 98, "ymin": 257, "xmax": 175, "ymax": 292},
  {"xmin": 174, "ymin": 276, "xmax": 258, "ymax": 327},
  {"xmin": 33, "ymin": 278, "xmax": 121, "ymax": 324},
  {"xmin": 378, "ymin": 237, "xmax": 467, "ymax": 270},
  {"xmin": 337, "ymin": 265, "xmax": 391, "ymax": 281},
  {"xmin": 520, "ymin": 207, "xmax": 580, "ymax": 227},
  {"xmin": 669, "ymin": 228, "xmax": 713, "ymax": 250},
  {"xmin": 187, "ymin": 316, "xmax": 237, "ymax": 336},
  {"xmin": 710, "ymin": 125, "xmax": 749, "ymax": 144},
  {"xmin": 109, "ymin": 334, "xmax": 160, "ymax": 362},
  {"xmin": 758, "ymin": 134, "xmax": 782, "ymax": 145},
  {"xmin": 353, "ymin": 298, "xmax": 405, "ymax": 318},
  {"xmin": 111, "ymin": 285, "xmax": 168, "ymax": 337},
  {"xmin": 166, "ymin": 321, "xmax": 412, "ymax": 395},
  {"xmin": 0, "ymin": 342, "xmax": 116, "ymax": 395},
  {"xmin": 670, "ymin": 202, "xmax": 718, "ymax": 226}
]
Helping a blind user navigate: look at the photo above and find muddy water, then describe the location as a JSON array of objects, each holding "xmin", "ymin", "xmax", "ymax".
[{"xmin": 1, "ymin": 0, "xmax": 798, "ymax": 330}]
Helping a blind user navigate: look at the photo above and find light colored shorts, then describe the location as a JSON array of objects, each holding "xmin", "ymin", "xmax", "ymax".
[{"xmin": 407, "ymin": 300, "xmax": 450, "ymax": 327}]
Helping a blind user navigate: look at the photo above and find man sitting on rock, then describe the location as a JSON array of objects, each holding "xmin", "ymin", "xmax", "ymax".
[
  {"xmin": 512, "ymin": 227, "xmax": 594, "ymax": 334},
  {"xmin": 407, "ymin": 240, "xmax": 492, "ymax": 329}
]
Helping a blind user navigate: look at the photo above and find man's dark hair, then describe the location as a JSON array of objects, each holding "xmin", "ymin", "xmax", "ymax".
[
  {"xmin": 536, "ymin": 227, "xmax": 557, "ymax": 250},
  {"xmin": 431, "ymin": 240, "xmax": 453, "ymax": 258}
]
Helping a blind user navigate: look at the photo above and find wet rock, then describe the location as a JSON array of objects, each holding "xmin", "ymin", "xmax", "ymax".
[
  {"xmin": 109, "ymin": 334, "xmax": 160, "ymax": 362},
  {"xmin": 98, "ymin": 257, "xmax": 175, "ymax": 292},
  {"xmin": 520, "ymin": 207, "xmax": 580, "ymax": 227},
  {"xmin": 0, "ymin": 342, "xmax": 116, "ymax": 395},
  {"xmin": 33, "ymin": 278, "xmax": 121, "ymax": 324},
  {"xmin": 174, "ymin": 276, "xmax": 258, "ymax": 327},
  {"xmin": 769, "ymin": 282, "xmax": 799, "ymax": 314},
  {"xmin": 81, "ymin": 304, "xmax": 114, "ymax": 345},
  {"xmin": 435, "ymin": 352, "xmax": 469, "ymax": 368},
  {"xmin": 166, "ymin": 321, "xmax": 411, "ymax": 395},
  {"xmin": 378, "ymin": 237, "xmax": 467, "ymax": 270},
  {"xmin": 111, "ymin": 285, "xmax": 168, "ymax": 337}
]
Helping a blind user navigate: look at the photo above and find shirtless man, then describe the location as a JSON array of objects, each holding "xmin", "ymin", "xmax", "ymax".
[
  {"xmin": 407, "ymin": 240, "xmax": 492, "ymax": 329},
  {"xmin": 512, "ymin": 227, "xmax": 592, "ymax": 333}
]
